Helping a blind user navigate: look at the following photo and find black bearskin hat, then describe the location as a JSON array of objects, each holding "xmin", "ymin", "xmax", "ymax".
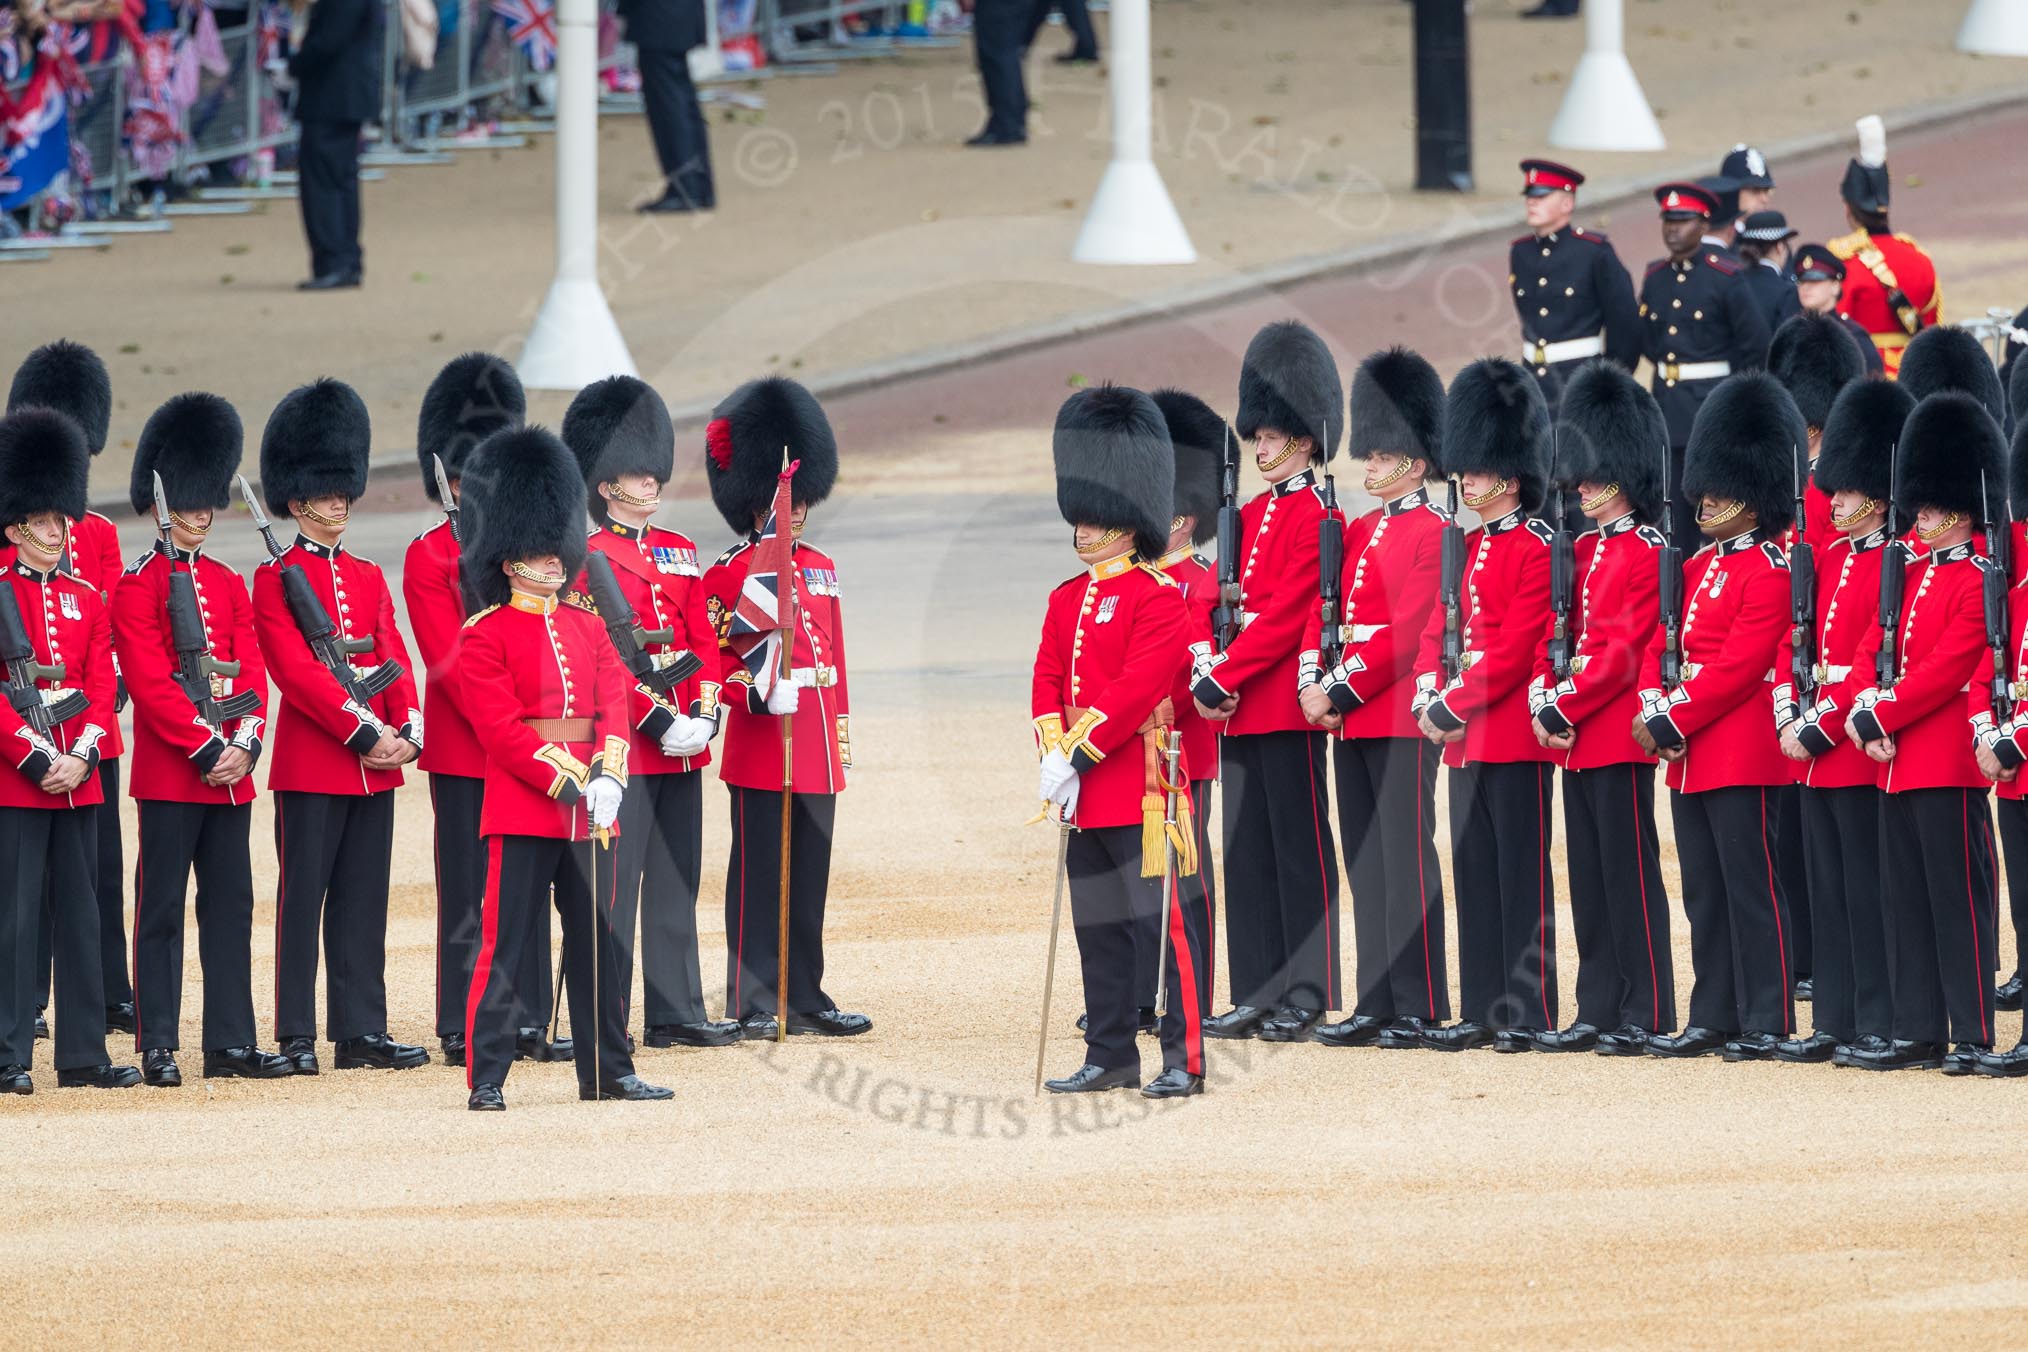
[
  {"xmin": 2014, "ymin": 417, "xmax": 2028, "ymax": 522},
  {"xmin": 418, "ymin": 353, "xmax": 524, "ymax": 502},
  {"xmin": 563, "ymin": 375, "xmax": 675, "ymax": 525},
  {"xmin": 1053, "ymin": 384, "xmax": 1174, "ymax": 562},
  {"xmin": 704, "ymin": 376, "xmax": 838, "ymax": 535},
  {"xmin": 8, "ymin": 339, "xmax": 111, "ymax": 455},
  {"xmin": 1683, "ymin": 372, "xmax": 1805, "ymax": 536},
  {"xmin": 1767, "ymin": 311, "xmax": 1864, "ymax": 432},
  {"xmin": 1897, "ymin": 391, "xmax": 2004, "ymax": 520},
  {"xmin": 1554, "ymin": 360, "xmax": 1667, "ymax": 526},
  {"xmin": 2006, "ymin": 331, "xmax": 2028, "ymax": 435},
  {"xmin": 457, "ymin": 426, "xmax": 590, "ymax": 612},
  {"xmin": 130, "ymin": 393, "xmax": 243, "ymax": 517},
  {"xmin": 1815, "ymin": 378, "xmax": 1911, "ymax": 505},
  {"xmin": 1349, "ymin": 345, "xmax": 1445, "ymax": 470},
  {"xmin": 1441, "ymin": 357, "xmax": 1550, "ymax": 514},
  {"xmin": 258, "ymin": 378, "xmax": 371, "ymax": 515},
  {"xmin": 1236, "ymin": 320, "xmax": 1343, "ymax": 462},
  {"xmin": 1898, "ymin": 324, "xmax": 2005, "ymax": 430},
  {"xmin": 0, "ymin": 409, "xmax": 91, "ymax": 526},
  {"xmin": 1151, "ymin": 388, "xmax": 1227, "ymax": 547}
]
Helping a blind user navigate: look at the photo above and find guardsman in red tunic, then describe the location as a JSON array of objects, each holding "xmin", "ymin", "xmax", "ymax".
[
  {"xmin": 403, "ymin": 353, "xmax": 563, "ymax": 1068},
  {"xmin": 1033, "ymin": 384, "xmax": 1204, "ymax": 1099},
  {"xmin": 564, "ymin": 376, "xmax": 740, "ymax": 1050},
  {"xmin": 1409, "ymin": 359, "xmax": 1557, "ymax": 1052},
  {"xmin": 1634, "ymin": 373, "xmax": 1802, "ymax": 1060},
  {"xmin": 7, "ymin": 340, "xmax": 134, "ymax": 1040},
  {"xmin": 1972, "ymin": 411, "xmax": 2028, "ymax": 1076},
  {"xmin": 113, "ymin": 395, "xmax": 292, "ymax": 1086},
  {"xmin": 700, "ymin": 377, "xmax": 870, "ymax": 1039},
  {"xmin": 1528, "ymin": 361, "xmax": 1676, "ymax": 1055},
  {"xmin": 1772, "ymin": 377, "xmax": 1911, "ymax": 1065},
  {"xmin": 1826, "ymin": 117, "xmax": 1939, "ymax": 378},
  {"xmin": 1844, "ymin": 392, "xmax": 2005, "ymax": 1074},
  {"xmin": 1189, "ymin": 321, "xmax": 1343, "ymax": 1044},
  {"xmin": 251, "ymin": 379, "xmax": 428, "ymax": 1076},
  {"xmin": 1305, "ymin": 347, "xmax": 1450, "ymax": 1050},
  {"xmin": 455, "ymin": 427, "xmax": 669, "ymax": 1109},
  {"xmin": 0, "ymin": 410, "xmax": 136, "ymax": 1092}
]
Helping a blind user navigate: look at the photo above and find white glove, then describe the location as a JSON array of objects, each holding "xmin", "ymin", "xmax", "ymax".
[
  {"xmin": 766, "ymin": 682, "xmax": 800, "ymax": 716},
  {"xmin": 585, "ymin": 776, "xmax": 623, "ymax": 831},
  {"xmin": 1038, "ymin": 748, "xmax": 1077, "ymax": 804},
  {"xmin": 660, "ymin": 714, "xmax": 712, "ymax": 758},
  {"xmin": 1052, "ymin": 774, "xmax": 1080, "ymax": 821}
]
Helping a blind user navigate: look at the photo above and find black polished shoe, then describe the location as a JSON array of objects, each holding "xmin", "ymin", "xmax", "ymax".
[
  {"xmin": 468, "ymin": 1083, "xmax": 506, "ymax": 1111},
  {"xmin": 33, "ymin": 1010, "xmax": 47, "ymax": 1040},
  {"xmin": 440, "ymin": 1033, "xmax": 467, "ymax": 1067},
  {"xmin": 1848, "ymin": 1039, "xmax": 1946, "ymax": 1072},
  {"xmin": 1530, "ymin": 1021, "xmax": 1601, "ymax": 1052},
  {"xmin": 1421, "ymin": 1020, "xmax": 1495, "ymax": 1052},
  {"xmin": 280, "ymin": 1036, "xmax": 319, "ymax": 1075},
  {"xmin": 1491, "ymin": 1028, "xmax": 1535, "ymax": 1053},
  {"xmin": 1722, "ymin": 1031, "xmax": 1781, "ymax": 1062},
  {"xmin": 334, "ymin": 1032, "xmax": 430, "ymax": 1070},
  {"xmin": 1051, "ymin": 47, "xmax": 1099, "ymax": 64},
  {"xmin": 1793, "ymin": 978, "xmax": 1814, "ymax": 1003},
  {"xmin": 1646, "ymin": 1026, "xmax": 1732, "ymax": 1058},
  {"xmin": 105, "ymin": 1002, "xmax": 137, "ymax": 1035},
  {"xmin": 1519, "ymin": 0, "xmax": 1579, "ymax": 16},
  {"xmin": 143, "ymin": 1049, "xmax": 182, "ymax": 1087},
  {"xmin": 1141, "ymin": 1067, "xmax": 1202, "ymax": 1099},
  {"xmin": 644, "ymin": 1019, "xmax": 742, "ymax": 1048},
  {"xmin": 296, "ymin": 270, "xmax": 362, "ymax": 291},
  {"xmin": 637, "ymin": 191, "xmax": 713, "ymax": 214},
  {"xmin": 580, "ymin": 1074, "xmax": 674, "ymax": 1102},
  {"xmin": 1375, "ymin": 1016, "xmax": 1437, "ymax": 1049},
  {"xmin": 964, "ymin": 129, "xmax": 1027, "ymax": 147},
  {"xmin": 1974, "ymin": 1041, "xmax": 2028, "ymax": 1078},
  {"xmin": 203, "ymin": 1046, "xmax": 294, "ymax": 1079},
  {"xmin": 1594, "ymin": 1025, "xmax": 1653, "ymax": 1056},
  {"xmin": 1201, "ymin": 1005, "xmax": 1270, "ymax": 1040},
  {"xmin": 1941, "ymin": 1041, "xmax": 1990, "ymax": 1077},
  {"xmin": 1774, "ymin": 1031, "xmax": 1839, "ymax": 1064},
  {"xmin": 739, "ymin": 1012, "xmax": 780, "ymax": 1041},
  {"xmin": 1313, "ymin": 1013, "xmax": 1389, "ymax": 1047},
  {"xmin": 1044, "ymin": 1062, "xmax": 1140, "ymax": 1094},
  {"xmin": 0, "ymin": 1064, "xmax": 29, "ymax": 1094},
  {"xmin": 788, "ymin": 1008, "xmax": 873, "ymax": 1037},
  {"xmin": 1258, "ymin": 1008, "xmax": 1323, "ymax": 1043},
  {"xmin": 1831, "ymin": 1033, "xmax": 1891, "ymax": 1067},
  {"xmin": 516, "ymin": 1027, "xmax": 573, "ymax": 1062},
  {"xmin": 1996, "ymin": 972, "xmax": 2024, "ymax": 1012},
  {"xmin": 56, "ymin": 1063, "xmax": 142, "ymax": 1088}
]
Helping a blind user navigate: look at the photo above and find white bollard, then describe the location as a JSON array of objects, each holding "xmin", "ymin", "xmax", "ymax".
[
  {"xmin": 518, "ymin": 0, "xmax": 637, "ymax": 390},
  {"xmin": 1957, "ymin": 0, "xmax": 2028, "ymax": 57},
  {"xmin": 1071, "ymin": 0, "xmax": 1194, "ymax": 266},
  {"xmin": 1546, "ymin": 0, "xmax": 1665, "ymax": 153}
]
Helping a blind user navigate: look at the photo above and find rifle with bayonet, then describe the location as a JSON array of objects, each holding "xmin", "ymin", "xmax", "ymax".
[
  {"xmin": 1439, "ymin": 473, "xmax": 1467, "ymax": 684},
  {"xmin": 1877, "ymin": 443, "xmax": 1904, "ymax": 691},
  {"xmin": 1210, "ymin": 421, "xmax": 1242, "ymax": 653},
  {"xmin": 432, "ymin": 453, "xmax": 461, "ymax": 545},
  {"xmin": 1658, "ymin": 475, "xmax": 1685, "ymax": 692},
  {"xmin": 1789, "ymin": 443, "xmax": 1817, "ymax": 707},
  {"xmin": 1982, "ymin": 468, "xmax": 2013, "ymax": 730},
  {"xmin": 583, "ymin": 550, "xmax": 703, "ymax": 696},
  {"xmin": 152, "ymin": 472, "xmax": 260, "ymax": 734},
  {"xmin": 1316, "ymin": 417, "xmax": 1344, "ymax": 673},
  {"xmin": 0, "ymin": 585, "xmax": 87, "ymax": 736},
  {"xmin": 1546, "ymin": 425, "xmax": 1575, "ymax": 683}
]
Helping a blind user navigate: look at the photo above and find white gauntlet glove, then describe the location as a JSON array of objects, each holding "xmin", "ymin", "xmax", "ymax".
[
  {"xmin": 766, "ymin": 682, "xmax": 800, "ymax": 716},
  {"xmin": 1038, "ymin": 748, "xmax": 1077, "ymax": 804},
  {"xmin": 585, "ymin": 776, "xmax": 623, "ymax": 831},
  {"xmin": 660, "ymin": 713, "xmax": 712, "ymax": 758}
]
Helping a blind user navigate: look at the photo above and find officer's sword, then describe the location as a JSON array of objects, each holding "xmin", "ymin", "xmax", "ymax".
[
  {"xmin": 1151, "ymin": 731, "xmax": 1184, "ymax": 1022},
  {"xmin": 1034, "ymin": 816, "xmax": 1072, "ymax": 1096}
]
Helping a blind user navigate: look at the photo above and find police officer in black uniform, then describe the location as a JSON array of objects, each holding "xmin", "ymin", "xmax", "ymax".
[
  {"xmin": 1736, "ymin": 211, "xmax": 1803, "ymax": 334},
  {"xmin": 1511, "ymin": 159, "xmax": 1641, "ymax": 419},
  {"xmin": 1640, "ymin": 181, "xmax": 1774, "ymax": 544},
  {"xmin": 1721, "ymin": 144, "xmax": 1776, "ymax": 218},
  {"xmin": 1791, "ymin": 245, "xmax": 1886, "ymax": 376}
]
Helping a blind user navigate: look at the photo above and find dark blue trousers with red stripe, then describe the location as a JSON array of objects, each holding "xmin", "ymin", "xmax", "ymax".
[
  {"xmin": 1880, "ymin": 787, "xmax": 1996, "ymax": 1048},
  {"xmin": 1134, "ymin": 778, "xmax": 1215, "ymax": 1014},
  {"xmin": 1670, "ymin": 785, "xmax": 1793, "ymax": 1037},
  {"xmin": 1337, "ymin": 735, "xmax": 1447, "ymax": 1023},
  {"xmin": 1221, "ymin": 730, "xmax": 1339, "ymax": 1014},
  {"xmin": 1563, "ymin": 762, "xmax": 1675, "ymax": 1034},
  {"xmin": 1448, "ymin": 760, "xmax": 1556, "ymax": 1032},
  {"xmin": 430, "ymin": 773, "xmax": 551, "ymax": 1039},
  {"xmin": 724, "ymin": 786, "xmax": 835, "ymax": 1020},
  {"xmin": 1066, "ymin": 824, "xmax": 1204, "ymax": 1077}
]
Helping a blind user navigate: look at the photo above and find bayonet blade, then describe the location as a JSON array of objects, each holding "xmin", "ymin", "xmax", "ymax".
[
  {"xmin": 432, "ymin": 453, "xmax": 456, "ymax": 514},
  {"xmin": 151, "ymin": 471, "xmax": 173, "ymax": 536},
  {"xmin": 235, "ymin": 475, "xmax": 270, "ymax": 530}
]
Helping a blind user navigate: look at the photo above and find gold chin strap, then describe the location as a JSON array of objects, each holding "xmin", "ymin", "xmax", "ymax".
[
  {"xmin": 1701, "ymin": 500, "xmax": 1744, "ymax": 530},
  {"xmin": 1916, "ymin": 511, "xmax": 1963, "ymax": 543},
  {"xmin": 1832, "ymin": 498, "xmax": 1880, "ymax": 532},
  {"xmin": 606, "ymin": 482, "xmax": 662, "ymax": 509},
  {"xmin": 298, "ymin": 500, "xmax": 348, "ymax": 529},
  {"xmin": 1369, "ymin": 455, "xmax": 1414, "ymax": 492},
  {"xmin": 1463, "ymin": 478, "xmax": 1512, "ymax": 510},
  {"xmin": 1074, "ymin": 526, "xmax": 1127, "ymax": 558},
  {"xmin": 1581, "ymin": 482, "xmax": 1622, "ymax": 513},
  {"xmin": 508, "ymin": 560, "xmax": 565, "ymax": 584},
  {"xmin": 1257, "ymin": 437, "xmax": 1304, "ymax": 473},
  {"xmin": 168, "ymin": 508, "xmax": 211, "ymax": 537},
  {"xmin": 14, "ymin": 517, "xmax": 65, "ymax": 554},
  {"xmin": 791, "ymin": 517, "xmax": 805, "ymax": 538},
  {"xmin": 1170, "ymin": 516, "xmax": 1187, "ymax": 534}
]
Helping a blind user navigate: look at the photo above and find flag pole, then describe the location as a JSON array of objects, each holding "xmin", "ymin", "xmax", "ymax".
[{"xmin": 776, "ymin": 447, "xmax": 795, "ymax": 1044}]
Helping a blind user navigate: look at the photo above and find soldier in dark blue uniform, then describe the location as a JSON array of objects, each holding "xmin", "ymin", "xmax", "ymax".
[
  {"xmin": 1640, "ymin": 181, "xmax": 1774, "ymax": 544},
  {"xmin": 1736, "ymin": 211, "xmax": 1802, "ymax": 334},
  {"xmin": 1792, "ymin": 245, "xmax": 1886, "ymax": 376},
  {"xmin": 1510, "ymin": 159, "xmax": 1641, "ymax": 420}
]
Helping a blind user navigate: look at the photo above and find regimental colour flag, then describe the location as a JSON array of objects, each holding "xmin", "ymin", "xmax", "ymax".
[{"xmin": 725, "ymin": 455, "xmax": 799, "ymax": 702}]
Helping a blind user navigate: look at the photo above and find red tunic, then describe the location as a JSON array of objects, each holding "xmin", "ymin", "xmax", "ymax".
[
  {"xmin": 1415, "ymin": 509, "xmax": 1554, "ymax": 766},
  {"xmin": 251, "ymin": 537, "xmax": 421, "ymax": 797},
  {"xmin": 1848, "ymin": 542, "xmax": 1990, "ymax": 793},
  {"xmin": 1152, "ymin": 548, "xmax": 1217, "ymax": 783},
  {"xmin": 459, "ymin": 592, "xmax": 630, "ymax": 841},
  {"xmin": 1825, "ymin": 229, "xmax": 1940, "ymax": 377},
  {"xmin": 110, "ymin": 549, "xmax": 267, "ymax": 806},
  {"xmin": 1640, "ymin": 535, "xmax": 1792, "ymax": 793},
  {"xmin": 1787, "ymin": 529, "xmax": 1891, "ymax": 790},
  {"xmin": 701, "ymin": 537, "xmax": 851, "ymax": 795},
  {"xmin": 1322, "ymin": 486, "xmax": 1448, "ymax": 740},
  {"xmin": 1031, "ymin": 555, "xmax": 1187, "ymax": 830},
  {"xmin": 402, "ymin": 520, "xmax": 485, "ymax": 780},
  {"xmin": 1190, "ymin": 470, "xmax": 1325, "ymax": 737},
  {"xmin": 1534, "ymin": 515, "xmax": 1664, "ymax": 770},
  {"xmin": 0, "ymin": 560, "xmax": 116, "ymax": 810},
  {"xmin": 576, "ymin": 520, "xmax": 721, "ymax": 775}
]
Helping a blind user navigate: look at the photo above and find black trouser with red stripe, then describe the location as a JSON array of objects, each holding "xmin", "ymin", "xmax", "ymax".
[
  {"xmin": 1671, "ymin": 785, "xmax": 1793, "ymax": 1037},
  {"xmin": 616, "ymin": 769, "xmax": 711, "ymax": 1027},
  {"xmin": 132, "ymin": 800, "xmax": 257, "ymax": 1053},
  {"xmin": 464, "ymin": 833, "xmax": 635, "ymax": 1092},
  {"xmin": 1449, "ymin": 760, "xmax": 1556, "ymax": 1032},
  {"xmin": 725, "ymin": 785, "xmax": 835, "ymax": 1019},
  {"xmin": 37, "ymin": 756, "xmax": 131, "ymax": 1015},
  {"xmin": 1799, "ymin": 785, "xmax": 1888, "ymax": 1044},
  {"xmin": 1563, "ymin": 761, "xmax": 1675, "ymax": 1033},
  {"xmin": 1, "ymin": 806, "xmax": 107, "ymax": 1071},
  {"xmin": 1220, "ymin": 730, "xmax": 1339, "ymax": 1013},
  {"xmin": 1337, "ymin": 735, "xmax": 1447, "ymax": 1023},
  {"xmin": 1995, "ymin": 796, "xmax": 2028, "ymax": 981},
  {"xmin": 1133, "ymin": 777, "xmax": 1215, "ymax": 1014},
  {"xmin": 272, "ymin": 789, "xmax": 395, "ymax": 1043},
  {"xmin": 1880, "ymin": 787, "xmax": 1996, "ymax": 1047},
  {"xmin": 430, "ymin": 774, "xmax": 550, "ymax": 1039},
  {"xmin": 1067, "ymin": 824, "xmax": 1204, "ymax": 1077},
  {"xmin": 1772, "ymin": 783, "xmax": 1811, "ymax": 983}
]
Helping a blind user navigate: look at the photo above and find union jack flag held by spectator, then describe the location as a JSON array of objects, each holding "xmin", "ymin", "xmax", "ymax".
[{"xmin": 490, "ymin": 0, "xmax": 556, "ymax": 72}]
